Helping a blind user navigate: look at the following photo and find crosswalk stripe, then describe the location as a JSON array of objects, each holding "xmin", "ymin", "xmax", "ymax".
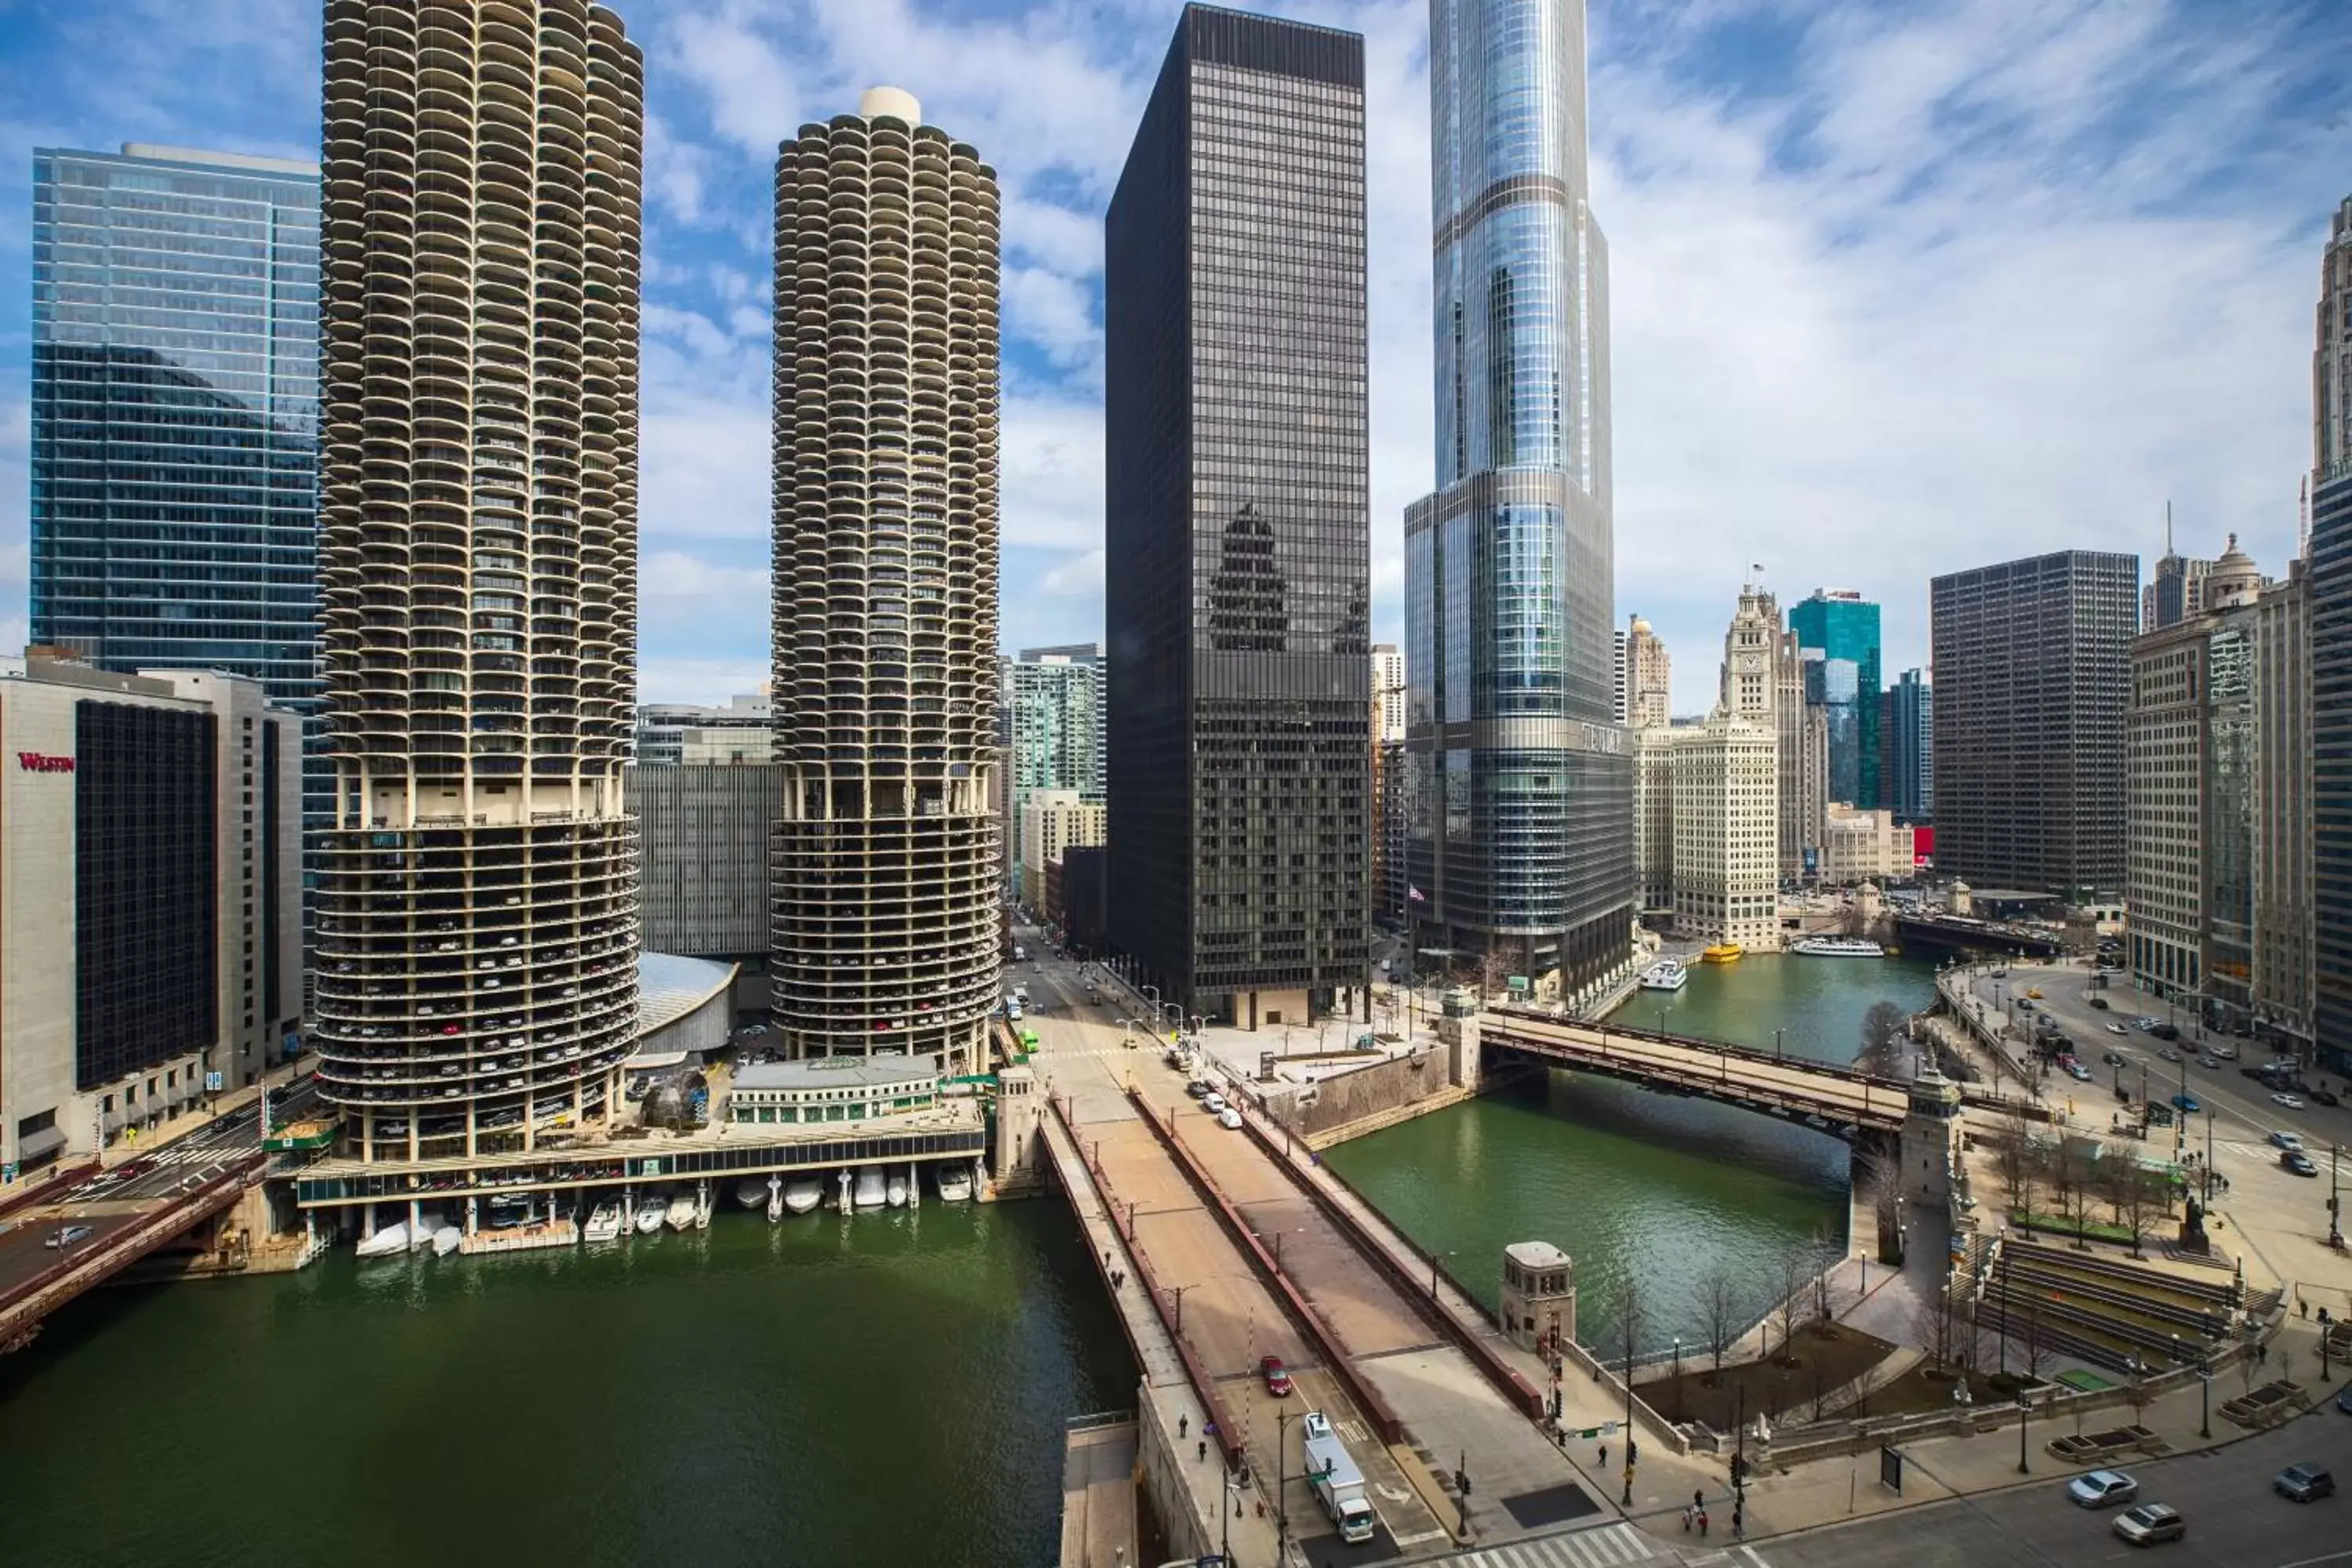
[{"xmin": 1452, "ymin": 1523, "xmax": 1666, "ymax": 1568}]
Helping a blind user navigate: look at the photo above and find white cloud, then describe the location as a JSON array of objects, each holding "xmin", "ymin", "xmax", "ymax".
[
  {"xmin": 1003, "ymin": 264, "xmax": 1099, "ymax": 373},
  {"xmin": 1001, "ymin": 394, "xmax": 1104, "ymax": 550},
  {"xmin": 1040, "ymin": 548, "xmax": 1105, "ymax": 596},
  {"xmin": 666, "ymin": 6, "xmax": 803, "ymax": 155},
  {"xmin": 641, "ymin": 395, "xmax": 771, "ymax": 542}
]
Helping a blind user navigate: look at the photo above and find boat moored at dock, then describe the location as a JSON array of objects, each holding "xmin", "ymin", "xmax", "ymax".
[
  {"xmin": 1700, "ymin": 943, "xmax": 1744, "ymax": 964},
  {"xmin": 1636, "ymin": 960, "xmax": 1688, "ymax": 992}
]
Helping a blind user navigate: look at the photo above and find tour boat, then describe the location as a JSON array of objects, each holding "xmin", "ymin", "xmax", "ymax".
[
  {"xmin": 1789, "ymin": 936, "xmax": 1886, "ymax": 958},
  {"xmin": 935, "ymin": 1165, "xmax": 974, "ymax": 1203},
  {"xmin": 583, "ymin": 1203, "xmax": 624, "ymax": 1245},
  {"xmin": 354, "ymin": 1221, "xmax": 410, "ymax": 1259},
  {"xmin": 783, "ymin": 1178, "xmax": 824, "ymax": 1215},
  {"xmin": 736, "ymin": 1178, "xmax": 771, "ymax": 1210},
  {"xmin": 665, "ymin": 1194, "xmax": 697, "ymax": 1232},
  {"xmin": 1700, "ymin": 943, "xmax": 1744, "ymax": 964},
  {"xmin": 853, "ymin": 1168, "xmax": 887, "ymax": 1209},
  {"xmin": 633, "ymin": 1196, "xmax": 667, "ymax": 1235},
  {"xmin": 1637, "ymin": 960, "xmax": 1688, "ymax": 992},
  {"xmin": 886, "ymin": 1174, "xmax": 909, "ymax": 1208},
  {"xmin": 432, "ymin": 1225, "xmax": 462, "ymax": 1257}
]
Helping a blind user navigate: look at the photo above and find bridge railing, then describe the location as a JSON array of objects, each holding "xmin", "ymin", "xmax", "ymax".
[
  {"xmin": 0, "ymin": 1152, "xmax": 263, "ymax": 1346},
  {"xmin": 1486, "ymin": 1007, "xmax": 1911, "ymax": 1093}
]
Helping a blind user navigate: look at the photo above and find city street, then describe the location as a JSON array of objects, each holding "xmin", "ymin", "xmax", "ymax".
[
  {"xmin": 1754, "ymin": 1406, "xmax": 2352, "ymax": 1568},
  {"xmin": 0, "ymin": 1080, "xmax": 309, "ymax": 1301}
]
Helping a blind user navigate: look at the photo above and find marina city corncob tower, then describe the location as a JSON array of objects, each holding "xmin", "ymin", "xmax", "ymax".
[
  {"xmin": 312, "ymin": 0, "xmax": 645, "ymax": 1156},
  {"xmin": 768, "ymin": 89, "xmax": 1004, "ymax": 1075}
]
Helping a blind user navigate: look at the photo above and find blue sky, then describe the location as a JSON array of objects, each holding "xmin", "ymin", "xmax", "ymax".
[{"xmin": 1, "ymin": 0, "xmax": 2347, "ymax": 711}]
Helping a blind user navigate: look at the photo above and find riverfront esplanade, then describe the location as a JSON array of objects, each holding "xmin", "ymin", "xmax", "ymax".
[
  {"xmin": 767, "ymin": 87, "xmax": 1004, "ymax": 1075},
  {"xmin": 309, "ymin": 0, "xmax": 647, "ymax": 1160}
]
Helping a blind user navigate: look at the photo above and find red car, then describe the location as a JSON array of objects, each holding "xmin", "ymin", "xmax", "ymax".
[{"xmin": 1259, "ymin": 1356, "xmax": 1292, "ymax": 1397}]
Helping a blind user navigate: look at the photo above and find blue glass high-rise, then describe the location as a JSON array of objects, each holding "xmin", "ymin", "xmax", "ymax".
[
  {"xmin": 30, "ymin": 145, "xmax": 320, "ymax": 706},
  {"xmin": 1789, "ymin": 590, "xmax": 1882, "ymax": 809},
  {"xmin": 1403, "ymin": 0, "xmax": 1629, "ymax": 993}
]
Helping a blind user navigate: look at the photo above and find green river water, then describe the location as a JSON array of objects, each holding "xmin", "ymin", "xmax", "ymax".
[{"xmin": 0, "ymin": 954, "xmax": 1933, "ymax": 1566}]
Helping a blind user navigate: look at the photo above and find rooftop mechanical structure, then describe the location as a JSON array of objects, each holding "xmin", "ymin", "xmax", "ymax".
[
  {"xmin": 769, "ymin": 87, "xmax": 1003, "ymax": 1075},
  {"xmin": 311, "ymin": 0, "xmax": 646, "ymax": 1161}
]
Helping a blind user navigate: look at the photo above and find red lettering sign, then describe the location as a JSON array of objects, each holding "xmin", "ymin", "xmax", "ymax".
[{"xmin": 16, "ymin": 753, "xmax": 74, "ymax": 773}]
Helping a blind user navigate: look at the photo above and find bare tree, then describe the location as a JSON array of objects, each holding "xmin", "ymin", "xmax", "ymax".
[
  {"xmin": 1609, "ymin": 1273, "xmax": 1646, "ymax": 1403},
  {"xmin": 1700, "ymin": 1266, "xmax": 1738, "ymax": 1377},
  {"xmin": 2020, "ymin": 1303, "xmax": 2053, "ymax": 1385},
  {"xmin": 2110, "ymin": 1154, "xmax": 2164, "ymax": 1260},
  {"xmin": 1997, "ymin": 1105, "xmax": 2035, "ymax": 1214},
  {"xmin": 1770, "ymin": 1251, "xmax": 1810, "ymax": 1364},
  {"xmin": 1915, "ymin": 1275, "xmax": 1963, "ymax": 1372},
  {"xmin": 1811, "ymin": 1225, "xmax": 1840, "ymax": 1326},
  {"xmin": 2048, "ymin": 1139, "xmax": 2083, "ymax": 1242},
  {"xmin": 1858, "ymin": 1000, "xmax": 1910, "ymax": 1074}
]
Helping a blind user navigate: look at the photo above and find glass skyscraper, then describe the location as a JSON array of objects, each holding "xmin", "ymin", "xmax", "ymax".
[
  {"xmin": 1105, "ymin": 5, "xmax": 1372, "ymax": 1029},
  {"xmin": 1789, "ymin": 589, "xmax": 1882, "ymax": 810},
  {"xmin": 30, "ymin": 144, "xmax": 321, "ymax": 705},
  {"xmin": 1403, "ymin": 0, "xmax": 1628, "ymax": 992}
]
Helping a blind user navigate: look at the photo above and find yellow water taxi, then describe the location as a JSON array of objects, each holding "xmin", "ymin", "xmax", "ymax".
[{"xmin": 1700, "ymin": 943, "xmax": 1744, "ymax": 964}]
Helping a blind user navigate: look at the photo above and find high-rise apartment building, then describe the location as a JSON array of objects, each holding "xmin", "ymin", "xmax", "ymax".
[
  {"xmin": 2253, "ymin": 561, "xmax": 2311, "ymax": 1048},
  {"xmin": 1004, "ymin": 646, "xmax": 1104, "ymax": 898},
  {"xmin": 1403, "ymin": 0, "xmax": 1629, "ymax": 992},
  {"xmin": 1372, "ymin": 644, "xmax": 1406, "ymax": 743},
  {"xmin": 1788, "ymin": 590, "xmax": 1882, "ymax": 809},
  {"xmin": 1931, "ymin": 550, "xmax": 2139, "ymax": 898},
  {"xmin": 769, "ymin": 87, "xmax": 1002, "ymax": 1074},
  {"xmin": 1624, "ymin": 615, "xmax": 1671, "ymax": 731},
  {"xmin": 310, "ymin": 0, "xmax": 646, "ymax": 1158},
  {"xmin": 2128, "ymin": 539, "xmax": 2262, "ymax": 1020},
  {"xmin": 1886, "ymin": 669, "xmax": 1933, "ymax": 824},
  {"xmin": 2311, "ymin": 463, "xmax": 2352, "ymax": 1073},
  {"xmin": 29, "ymin": 144, "xmax": 321, "ymax": 708},
  {"xmin": 1020, "ymin": 789, "xmax": 1107, "ymax": 907},
  {"xmin": 2318, "ymin": 194, "xmax": 2352, "ymax": 474},
  {"xmin": 1105, "ymin": 6, "xmax": 1371, "ymax": 1030}
]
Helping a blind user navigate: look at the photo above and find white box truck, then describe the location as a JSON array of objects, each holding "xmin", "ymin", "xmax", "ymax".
[{"xmin": 1300, "ymin": 1410, "xmax": 1377, "ymax": 1543}]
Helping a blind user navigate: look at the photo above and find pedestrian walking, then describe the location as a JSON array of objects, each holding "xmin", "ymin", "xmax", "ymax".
[
  {"xmin": 1681, "ymin": 1505, "xmax": 1693, "ymax": 1533},
  {"xmin": 1179, "ymin": 1414, "xmax": 1189, "ymax": 1439},
  {"xmin": 1597, "ymin": 1442, "xmax": 1606, "ymax": 1470},
  {"xmin": 1697, "ymin": 1508, "xmax": 1708, "ymax": 1538},
  {"xmin": 1198, "ymin": 1439, "xmax": 1207, "ymax": 1461},
  {"xmin": 1693, "ymin": 1489, "xmax": 1704, "ymax": 1512}
]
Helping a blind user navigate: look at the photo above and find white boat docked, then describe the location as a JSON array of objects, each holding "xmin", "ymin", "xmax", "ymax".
[
  {"xmin": 634, "ymin": 1196, "xmax": 668, "ymax": 1235},
  {"xmin": 736, "ymin": 1178, "xmax": 770, "ymax": 1210},
  {"xmin": 783, "ymin": 1178, "xmax": 823, "ymax": 1215},
  {"xmin": 886, "ymin": 1175, "xmax": 909, "ymax": 1208},
  {"xmin": 432, "ymin": 1225, "xmax": 462, "ymax": 1257},
  {"xmin": 1637, "ymin": 960, "xmax": 1689, "ymax": 992},
  {"xmin": 693, "ymin": 1188, "xmax": 713, "ymax": 1230},
  {"xmin": 935, "ymin": 1166, "xmax": 973, "ymax": 1203},
  {"xmin": 1789, "ymin": 936, "xmax": 1886, "ymax": 957},
  {"xmin": 583, "ymin": 1203, "xmax": 624, "ymax": 1245},
  {"xmin": 853, "ymin": 1169, "xmax": 887, "ymax": 1210},
  {"xmin": 354, "ymin": 1221, "xmax": 410, "ymax": 1259},
  {"xmin": 665, "ymin": 1195, "xmax": 697, "ymax": 1232}
]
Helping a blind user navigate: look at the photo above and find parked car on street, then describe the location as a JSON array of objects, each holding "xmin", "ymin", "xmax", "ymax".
[
  {"xmin": 1217, "ymin": 1108, "xmax": 1243, "ymax": 1131},
  {"xmin": 2069, "ymin": 1469, "xmax": 2140, "ymax": 1508},
  {"xmin": 2111, "ymin": 1503, "xmax": 2185, "ymax": 1544}
]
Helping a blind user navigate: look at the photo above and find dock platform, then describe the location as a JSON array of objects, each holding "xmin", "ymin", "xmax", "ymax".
[{"xmin": 459, "ymin": 1219, "xmax": 578, "ymax": 1255}]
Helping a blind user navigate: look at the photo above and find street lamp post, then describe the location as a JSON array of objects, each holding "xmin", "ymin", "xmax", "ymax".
[
  {"xmin": 1170, "ymin": 1283, "xmax": 1191, "ymax": 1336},
  {"xmin": 1276, "ymin": 1407, "xmax": 1295, "ymax": 1544},
  {"xmin": 2016, "ymin": 1387, "xmax": 2031, "ymax": 1475},
  {"xmin": 2198, "ymin": 1350, "xmax": 2213, "ymax": 1439},
  {"xmin": 1773, "ymin": 1028, "xmax": 1784, "ymax": 1062},
  {"xmin": 1621, "ymin": 1329, "xmax": 1635, "ymax": 1506}
]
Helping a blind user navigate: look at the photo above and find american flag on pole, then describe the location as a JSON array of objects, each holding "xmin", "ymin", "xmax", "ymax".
[{"xmin": 1407, "ymin": 885, "xmax": 1427, "ymax": 902}]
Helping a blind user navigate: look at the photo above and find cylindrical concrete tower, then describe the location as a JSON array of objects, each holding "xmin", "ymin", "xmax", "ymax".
[
  {"xmin": 769, "ymin": 88, "xmax": 1002, "ymax": 1073},
  {"xmin": 312, "ymin": 0, "xmax": 645, "ymax": 1160}
]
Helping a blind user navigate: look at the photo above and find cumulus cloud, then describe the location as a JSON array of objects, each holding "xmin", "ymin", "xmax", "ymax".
[{"xmin": 1040, "ymin": 548, "xmax": 1105, "ymax": 596}]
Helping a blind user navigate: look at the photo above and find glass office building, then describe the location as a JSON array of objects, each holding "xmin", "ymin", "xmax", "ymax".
[
  {"xmin": 1788, "ymin": 590, "xmax": 1882, "ymax": 810},
  {"xmin": 30, "ymin": 144, "xmax": 321, "ymax": 706},
  {"xmin": 1402, "ymin": 0, "xmax": 1630, "ymax": 994},
  {"xmin": 1105, "ymin": 5, "xmax": 1372, "ymax": 1029}
]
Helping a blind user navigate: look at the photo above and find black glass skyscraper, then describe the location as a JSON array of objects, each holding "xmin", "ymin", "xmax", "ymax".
[
  {"xmin": 1105, "ymin": 5, "xmax": 1371, "ymax": 1029},
  {"xmin": 30, "ymin": 145, "xmax": 320, "ymax": 705},
  {"xmin": 1404, "ymin": 0, "xmax": 1630, "ymax": 992}
]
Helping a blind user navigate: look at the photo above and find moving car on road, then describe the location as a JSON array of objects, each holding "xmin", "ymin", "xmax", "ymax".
[
  {"xmin": 2283, "ymin": 1150, "xmax": 2318, "ymax": 1177},
  {"xmin": 2107, "ymin": 1024, "xmax": 2129, "ymax": 1036},
  {"xmin": 2273, "ymin": 1092, "xmax": 2307, "ymax": 1110},
  {"xmin": 2269, "ymin": 1131, "xmax": 2305, "ymax": 1151},
  {"xmin": 2070, "ymin": 1469, "xmax": 2140, "ymax": 1508},
  {"xmin": 2159, "ymin": 1046, "xmax": 2181, "ymax": 1062},
  {"xmin": 1217, "ymin": 1108, "xmax": 1243, "ymax": 1131},
  {"xmin": 2171, "ymin": 1094, "xmax": 2201, "ymax": 1114},
  {"xmin": 2272, "ymin": 1464, "xmax": 2334, "ymax": 1503},
  {"xmin": 1260, "ymin": 1356, "xmax": 1292, "ymax": 1396},
  {"xmin": 2111, "ymin": 1502, "xmax": 2184, "ymax": 1544},
  {"xmin": 44, "ymin": 1223, "xmax": 93, "ymax": 1249}
]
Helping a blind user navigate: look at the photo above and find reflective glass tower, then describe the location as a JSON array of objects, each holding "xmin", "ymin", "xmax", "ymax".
[
  {"xmin": 30, "ymin": 145, "xmax": 321, "ymax": 701},
  {"xmin": 1105, "ymin": 5, "xmax": 1372, "ymax": 1029},
  {"xmin": 1789, "ymin": 590, "xmax": 1882, "ymax": 809},
  {"xmin": 1404, "ymin": 0, "xmax": 1628, "ymax": 991}
]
